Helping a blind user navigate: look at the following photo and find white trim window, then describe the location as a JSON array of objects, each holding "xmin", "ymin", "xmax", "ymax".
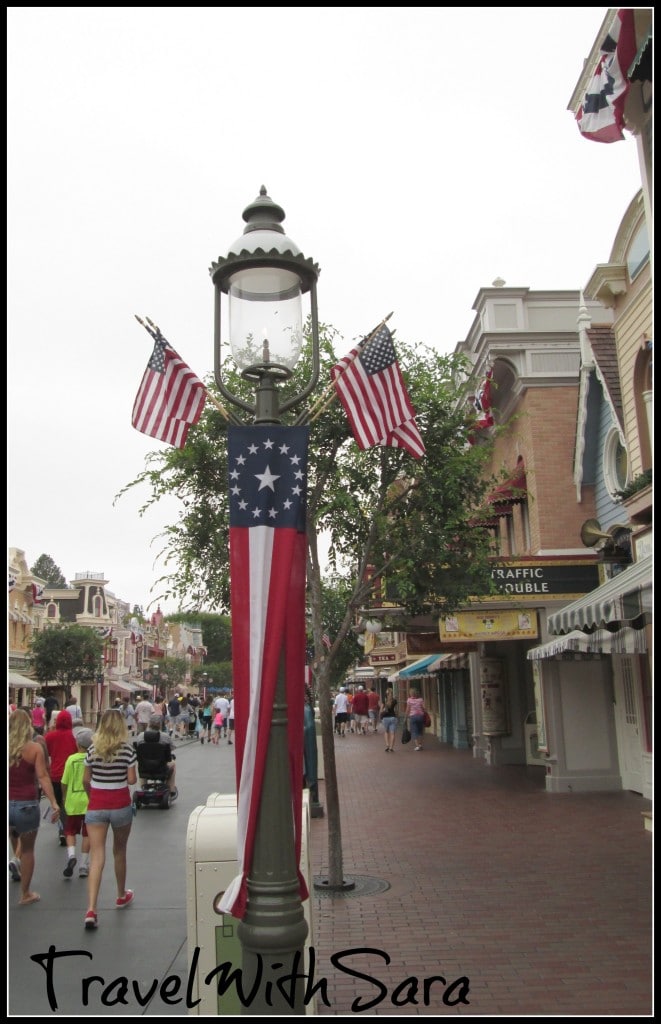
[{"xmin": 603, "ymin": 428, "xmax": 629, "ymax": 499}]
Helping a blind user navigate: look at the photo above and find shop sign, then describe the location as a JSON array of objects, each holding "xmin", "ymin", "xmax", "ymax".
[
  {"xmin": 439, "ymin": 609, "xmax": 538, "ymax": 643},
  {"xmin": 488, "ymin": 560, "xmax": 600, "ymax": 598}
]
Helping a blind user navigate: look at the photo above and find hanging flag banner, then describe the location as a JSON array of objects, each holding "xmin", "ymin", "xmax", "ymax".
[
  {"xmin": 219, "ymin": 424, "xmax": 309, "ymax": 919},
  {"xmin": 576, "ymin": 8, "xmax": 637, "ymax": 144}
]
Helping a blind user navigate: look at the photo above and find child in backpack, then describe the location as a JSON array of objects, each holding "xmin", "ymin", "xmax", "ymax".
[{"xmin": 212, "ymin": 710, "xmax": 224, "ymax": 745}]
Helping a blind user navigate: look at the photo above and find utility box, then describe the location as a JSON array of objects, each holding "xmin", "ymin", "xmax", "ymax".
[{"xmin": 186, "ymin": 791, "xmax": 315, "ymax": 1015}]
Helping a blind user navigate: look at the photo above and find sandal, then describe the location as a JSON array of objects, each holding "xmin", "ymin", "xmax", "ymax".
[
  {"xmin": 84, "ymin": 910, "xmax": 98, "ymax": 929},
  {"xmin": 18, "ymin": 892, "xmax": 40, "ymax": 906},
  {"xmin": 116, "ymin": 889, "xmax": 134, "ymax": 908}
]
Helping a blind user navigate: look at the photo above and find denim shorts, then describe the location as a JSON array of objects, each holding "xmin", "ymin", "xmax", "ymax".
[
  {"xmin": 409, "ymin": 714, "xmax": 425, "ymax": 739},
  {"xmin": 381, "ymin": 715, "xmax": 398, "ymax": 734},
  {"xmin": 85, "ymin": 804, "xmax": 133, "ymax": 828},
  {"xmin": 8, "ymin": 799, "xmax": 41, "ymax": 835}
]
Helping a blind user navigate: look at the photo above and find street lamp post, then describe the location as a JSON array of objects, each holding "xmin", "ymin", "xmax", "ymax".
[{"xmin": 210, "ymin": 187, "xmax": 320, "ymax": 1014}]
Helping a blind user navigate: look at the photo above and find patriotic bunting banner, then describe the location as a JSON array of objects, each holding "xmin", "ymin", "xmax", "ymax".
[
  {"xmin": 576, "ymin": 9, "xmax": 637, "ymax": 144},
  {"xmin": 219, "ymin": 424, "xmax": 309, "ymax": 919}
]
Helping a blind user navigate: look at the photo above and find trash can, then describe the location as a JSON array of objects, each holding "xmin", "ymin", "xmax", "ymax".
[{"xmin": 186, "ymin": 791, "xmax": 315, "ymax": 1015}]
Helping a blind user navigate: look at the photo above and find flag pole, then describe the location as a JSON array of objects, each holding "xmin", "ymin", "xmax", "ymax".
[
  {"xmin": 134, "ymin": 315, "xmax": 236, "ymax": 423},
  {"xmin": 299, "ymin": 312, "xmax": 393, "ymax": 426}
]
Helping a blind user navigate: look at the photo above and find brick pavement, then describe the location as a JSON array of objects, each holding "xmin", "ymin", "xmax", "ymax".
[{"xmin": 308, "ymin": 730, "xmax": 653, "ymax": 1017}]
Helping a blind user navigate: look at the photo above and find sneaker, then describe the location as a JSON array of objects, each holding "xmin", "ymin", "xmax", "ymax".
[
  {"xmin": 63, "ymin": 857, "xmax": 77, "ymax": 878},
  {"xmin": 8, "ymin": 861, "xmax": 21, "ymax": 882},
  {"xmin": 116, "ymin": 889, "xmax": 134, "ymax": 908},
  {"xmin": 58, "ymin": 834, "xmax": 67, "ymax": 847},
  {"xmin": 84, "ymin": 911, "xmax": 98, "ymax": 930},
  {"xmin": 78, "ymin": 866, "xmax": 89, "ymax": 878},
  {"xmin": 170, "ymin": 788, "xmax": 178, "ymax": 801}
]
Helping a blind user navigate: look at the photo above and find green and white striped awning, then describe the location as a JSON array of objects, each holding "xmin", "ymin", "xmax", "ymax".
[
  {"xmin": 547, "ymin": 556, "xmax": 652, "ymax": 635},
  {"xmin": 527, "ymin": 625, "xmax": 647, "ymax": 661}
]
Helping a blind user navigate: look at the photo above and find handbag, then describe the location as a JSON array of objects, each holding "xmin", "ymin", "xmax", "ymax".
[
  {"xmin": 401, "ymin": 724, "xmax": 411, "ymax": 745},
  {"xmin": 423, "ymin": 712, "xmax": 431, "ymax": 728}
]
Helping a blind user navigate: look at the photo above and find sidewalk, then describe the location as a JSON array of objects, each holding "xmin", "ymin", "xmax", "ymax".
[{"xmin": 8, "ymin": 729, "xmax": 653, "ymax": 1017}]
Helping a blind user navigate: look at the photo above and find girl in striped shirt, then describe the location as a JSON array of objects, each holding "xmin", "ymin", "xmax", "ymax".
[{"xmin": 82, "ymin": 710, "xmax": 137, "ymax": 930}]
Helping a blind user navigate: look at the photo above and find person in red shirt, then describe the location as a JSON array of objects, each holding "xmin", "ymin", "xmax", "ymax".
[
  {"xmin": 351, "ymin": 686, "xmax": 370, "ymax": 735},
  {"xmin": 44, "ymin": 710, "xmax": 78, "ymax": 843},
  {"xmin": 367, "ymin": 687, "xmax": 380, "ymax": 734}
]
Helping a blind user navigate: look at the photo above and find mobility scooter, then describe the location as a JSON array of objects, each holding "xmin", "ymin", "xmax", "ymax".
[{"xmin": 133, "ymin": 729, "xmax": 177, "ymax": 810}]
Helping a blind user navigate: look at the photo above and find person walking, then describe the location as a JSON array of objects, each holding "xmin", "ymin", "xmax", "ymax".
[
  {"xmin": 227, "ymin": 694, "xmax": 235, "ymax": 745},
  {"xmin": 333, "ymin": 688, "xmax": 350, "ymax": 737},
  {"xmin": 82, "ymin": 709, "xmax": 137, "ymax": 930},
  {"xmin": 214, "ymin": 693, "xmax": 230, "ymax": 739},
  {"xmin": 60, "ymin": 728, "xmax": 93, "ymax": 879},
  {"xmin": 134, "ymin": 696, "xmax": 155, "ymax": 734},
  {"xmin": 212, "ymin": 708, "xmax": 224, "ymax": 745},
  {"xmin": 405, "ymin": 686, "xmax": 427, "ymax": 751},
  {"xmin": 351, "ymin": 686, "xmax": 370, "ymax": 735},
  {"xmin": 199, "ymin": 697, "xmax": 213, "ymax": 744},
  {"xmin": 380, "ymin": 687, "xmax": 399, "ymax": 752},
  {"xmin": 65, "ymin": 695, "xmax": 84, "ymax": 726},
  {"xmin": 9, "ymin": 709, "xmax": 61, "ymax": 904},
  {"xmin": 43, "ymin": 693, "xmax": 59, "ymax": 731},
  {"xmin": 167, "ymin": 693, "xmax": 181, "ymax": 738},
  {"xmin": 45, "ymin": 709, "xmax": 79, "ymax": 845},
  {"xmin": 31, "ymin": 698, "xmax": 47, "ymax": 736},
  {"xmin": 367, "ymin": 686, "xmax": 380, "ymax": 734}
]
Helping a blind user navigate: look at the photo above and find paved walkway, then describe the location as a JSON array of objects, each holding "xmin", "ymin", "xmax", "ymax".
[{"xmin": 8, "ymin": 729, "xmax": 653, "ymax": 1017}]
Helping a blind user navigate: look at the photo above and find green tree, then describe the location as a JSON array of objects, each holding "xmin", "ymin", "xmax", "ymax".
[
  {"xmin": 29, "ymin": 625, "xmax": 103, "ymax": 701},
  {"xmin": 117, "ymin": 323, "xmax": 496, "ymax": 887},
  {"xmin": 153, "ymin": 657, "xmax": 188, "ymax": 693},
  {"xmin": 31, "ymin": 553, "xmax": 67, "ymax": 587}
]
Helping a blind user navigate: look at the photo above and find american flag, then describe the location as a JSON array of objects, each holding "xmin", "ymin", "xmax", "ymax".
[
  {"xmin": 219, "ymin": 424, "xmax": 309, "ymax": 919},
  {"xmin": 8, "ymin": 574, "xmax": 16, "ymax": 592},
  {"xmin": 131, "ymin": 333, "xmax": 206, "ymax": 448},
  {"xmin": 322, "ymin": 632, "xmax": 331, "ymax": 650},
  {"xmin": 576, "ymin": 8, "xmax": 636, "ymax": 144},
  {"xmin": 331, "ymin": 324, "xmax": 425, "ymax": 459},
  {"xmin": 31, "ymin": 583, "xmax": 44, "ymax": 604}
]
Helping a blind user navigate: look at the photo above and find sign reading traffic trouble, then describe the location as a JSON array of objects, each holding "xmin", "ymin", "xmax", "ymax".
[{"xmin": 488, "ymin": 559, "xmax": 600, "ymax": 598}]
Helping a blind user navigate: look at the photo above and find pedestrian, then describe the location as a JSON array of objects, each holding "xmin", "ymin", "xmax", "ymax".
[
  {"xmin": 60, "ymin": 728, "xmax": 94, "ymax": 879},
  {"xmin": 199, "ymin": 696, "xmax": 213, "ymax": 744},
  {"xmin": 346, "ymin": 689, "xmax": 355, "ymax": 733},
  {"xmin": 31, "ymin": 698, "xmax": 47, "ymax": 736},
  {"xmin": 333, "ymin": 687, "xmax": 349, "ymax": 737},
  {"xmin": 9, "ymin": 709, "xmax": 61, "ymax": 904},
  {"xmin": 212, "ymin": 708, "xmax": 224, "ymax": 744},
  {"xmin": 405, "ymin": 686, "xmax": 428, "ymax": 751},
  {"xmin": 45, "ymin": 709, "xmax": 79, "ymax": 845},
  {"xmin": 352, "ymin": 686, "xmax": 370, "ymax": 734},
  {"xmin": 134, "ymin": 696, "xmax": 155, "ymax": 734},
  {"xmin": 121, "ymin": 698, "xmax": 137, "ymax": 737},
  {"xmin": 167, "ymin": 693, "xmax": 181, "ymax": 738},
  {"xmin": 214, "ymin": 693, "xmax": 230, "ymax": 738},
  {"xmin": 227, "ymin": 693, "xmax": 235, "ymax": 745},
  {"xmin": 380, "ymin": 687, "xmax": 399, "ymax": 752},
  {"xmin": 367, "ymin": 686, "xmax": 380, "ymax": 733},
  {"xmin": 82, "ymin": 708, "xmax": 137, "ymax": 930},
  {"xmin": 43, "ymin": 693, "xmax": 59, "ymax": 731},
  {"xmin": 65, "ymin": 695, "xmax": 84, "ymax": 726}
]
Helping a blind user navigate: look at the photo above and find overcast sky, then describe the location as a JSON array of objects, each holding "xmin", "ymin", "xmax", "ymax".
[{"xmin": 7, "ymin": 7, "xmax": 643, "ymax": 615}]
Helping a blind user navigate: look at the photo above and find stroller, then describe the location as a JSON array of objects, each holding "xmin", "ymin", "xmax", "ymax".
[{"xmin": 133, "ymin": 730, "xmax": 177, "ymax": 810}]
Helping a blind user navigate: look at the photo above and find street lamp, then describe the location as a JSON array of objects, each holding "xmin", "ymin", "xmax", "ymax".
[{"xmin": 210, "ymin": 187, "xmax": 320, "ymax": 1014}]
